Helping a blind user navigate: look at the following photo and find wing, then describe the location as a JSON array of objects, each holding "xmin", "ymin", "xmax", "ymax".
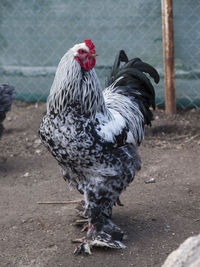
[
  {"xmin": 101, "ymin": 86, "xmax": 145, "ymax": 145},
  {"xmin": 96, "ymin": 107, "xmax": 136, "ymax": 146}
]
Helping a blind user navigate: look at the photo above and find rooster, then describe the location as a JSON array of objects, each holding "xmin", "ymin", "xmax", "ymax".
[
  {"xmin": 0, "ymin": 84, "xmax": 15, "ymax": 138},
  {"xmin": 39, "ymin": 39, "xmax": 159, "ymax": 254}
]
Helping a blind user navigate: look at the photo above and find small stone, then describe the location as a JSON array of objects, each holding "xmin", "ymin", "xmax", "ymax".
[
  {"xmin": 34, "ymin": 139, "xmax": 41, "ymax": 145},
  {"xmin": 23, "ymin": 172, "xmax": 30, "ymax": 177},
  {"xmin": 35, "ymin": 149, "xmax": 41, "ymax": 154},
  {"xmin": 33, "ymin": 139, "xmax": 42, "ymax": 148},
  {"xmin": 7, "ymin": 116, "xmax": 12, "ymax": 121},
  {"xmin": 145, "ymin": 178, "xmax": 156, "ymax": 184}
]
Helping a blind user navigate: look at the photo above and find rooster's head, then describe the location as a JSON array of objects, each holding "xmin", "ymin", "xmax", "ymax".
[{"xmin": 72, "ymin": 39, "xmax": 97, "ymax": 71}]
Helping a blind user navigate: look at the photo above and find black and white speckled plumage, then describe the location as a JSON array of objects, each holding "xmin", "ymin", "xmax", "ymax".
[
  {"xmin": 40, "ymin": 103, "xmax": 141, "ymax": 215},
  {"xmin": 39, "ymin": 42, "xmax": 159, "ymax": 252}
]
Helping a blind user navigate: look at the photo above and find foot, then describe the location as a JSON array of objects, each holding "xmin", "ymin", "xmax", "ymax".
[
  {"xmin": 72, "ymin": 231, "xmax": 126, "ymax": 255},
  {"xmin": 90, "ymin": 232, "xmax": 126, "ymax": 249},
  {"xmin": 73, "ymin": 241, "xmax": 92, "ymax": 255},
  {"xmin": 72, "ymin": 220, "xmax": 126, "ymax": 255}
]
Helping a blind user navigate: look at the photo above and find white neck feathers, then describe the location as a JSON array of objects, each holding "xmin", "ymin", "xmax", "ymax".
[{"xmin": 47, "ymin": 50, "xmax": 106, "ymax": 117}]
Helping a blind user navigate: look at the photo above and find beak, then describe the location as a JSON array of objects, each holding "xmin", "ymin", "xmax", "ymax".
[{"xmin": 91, "ymin": 53, "xmax": 98, "ymax": 58}]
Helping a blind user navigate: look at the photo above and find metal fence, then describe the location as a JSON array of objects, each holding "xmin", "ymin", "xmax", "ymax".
[
  {"xmin": 173, "ymin": 0, "xmax": 200, "ymax": 108},
  {"xmin": 0, "ymin": 0, "xmax": 199, "ymax": 108}
]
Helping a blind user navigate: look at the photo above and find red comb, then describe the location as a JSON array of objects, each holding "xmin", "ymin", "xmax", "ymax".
[{"xmin": 84, "ymin": 39, "xmax": 96, "ymax": 54}]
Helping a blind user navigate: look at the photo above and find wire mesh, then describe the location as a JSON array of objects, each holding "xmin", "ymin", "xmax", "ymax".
[
  {"xmin": 173, "ymin": 0, "xmax": 200, "ymax": 108},
  {"xmin": 0, "ymin": 0, "xmax": 199, "ymax": 108}
]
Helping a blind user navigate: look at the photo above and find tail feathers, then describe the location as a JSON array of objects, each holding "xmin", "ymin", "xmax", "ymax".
[
  {"xmin": 0, "ymin": 84, "xmax": 15, "ymax": 138},
  {"xmin": 108, "ymin": 50, "xmax": 128, "ymax": 85},
  {"xmin": 122, "ymin": 57, "xmax": 160, "ymax": 84},
  {"xmin": 114, "ymin": 68, "xmax": 156, "ymax": 108},
  {"xmin": 107, "ymin": 50, "xmax": 160, "ymax": 126},
  {"xmin": 0, "ymin": 84, "xmax": 15, "ymax": 114}
]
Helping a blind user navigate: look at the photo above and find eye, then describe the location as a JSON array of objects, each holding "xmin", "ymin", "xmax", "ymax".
[{"xmin": 79, "ymin": 49, "xmax": 85, "ymax": 54}]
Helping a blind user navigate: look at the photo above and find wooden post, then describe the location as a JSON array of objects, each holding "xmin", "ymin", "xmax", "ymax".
[{"xmin": 161, "ymin": 0, "xmax": 176, "ymax": 114}]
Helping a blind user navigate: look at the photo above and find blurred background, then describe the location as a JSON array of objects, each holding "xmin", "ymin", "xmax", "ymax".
[{"xmin": 0, "ymin": 0, "xmax": 200, "ymax": 108}]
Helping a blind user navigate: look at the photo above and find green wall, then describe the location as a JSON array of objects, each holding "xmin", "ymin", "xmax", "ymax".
[{"xmin": 0, "ymin": 0, "xmax": 199, "ymax": 107}]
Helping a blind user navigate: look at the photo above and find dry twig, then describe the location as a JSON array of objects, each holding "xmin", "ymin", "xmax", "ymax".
[{"xmin": 37, "ymin": 200, "xmax": 82, "ymax": 205}]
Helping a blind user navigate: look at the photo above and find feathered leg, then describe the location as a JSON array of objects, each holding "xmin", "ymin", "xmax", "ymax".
[
  {"xmin": 74, "ymin": 179, "xmax": 126, "ymax": 254},
  {"xmin": 73, "ymin": 146, "xmax": 141, "ymax": 254}
]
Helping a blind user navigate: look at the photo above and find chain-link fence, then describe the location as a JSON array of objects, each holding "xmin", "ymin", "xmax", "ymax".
[
  {"xmin": 0, "ymin": 0, "xmax": 199, "ymax": 108},
  {"xmin": 173, "ymin": 1, "xmax": 200, "ymax": 108}
]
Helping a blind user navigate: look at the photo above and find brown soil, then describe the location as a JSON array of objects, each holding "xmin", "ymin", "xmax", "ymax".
[{"xmin": 0, "ymin": 101, "xmax": 200, "ymax": 267}]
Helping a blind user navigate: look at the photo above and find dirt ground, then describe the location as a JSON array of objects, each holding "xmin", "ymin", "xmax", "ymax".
[{"xmin": 0, "ymin": 101, "xmax": 200, "ymax": 267}]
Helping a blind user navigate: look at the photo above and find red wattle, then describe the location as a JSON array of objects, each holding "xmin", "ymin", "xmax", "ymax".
[{"xmin": 83, "ymin": 56, "xmax": 96, "ymax": 71}]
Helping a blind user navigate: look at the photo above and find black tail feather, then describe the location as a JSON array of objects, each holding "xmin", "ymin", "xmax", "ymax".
[
  {"xmin": 114, "ymin": 68, "xmax": 156, "ymax": 108},
  {"xmin": 107, "ymin": 51, "xmax": 160, "ymax": 126},
  {"xmin": 123, "ymin": 59, "xmax": 160, "ymax": 84},
  {"xmin": 0, "ymin": 84, "xmax": 15, "ymax": 137},
  {"xmin": 107, "ymin": 50, "xmax": 128, "ymax": 86}
]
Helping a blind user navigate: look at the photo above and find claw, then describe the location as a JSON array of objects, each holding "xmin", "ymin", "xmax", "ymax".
[
  {"xmin": 75, "ymin": 210, "xmax": 87, "ymax": 218},
  {"xmin": 71, "ymin": 219, "xmax": 88, "ymax": 226},
  {"xmin": 73, "ymin": 242, "xmax": 92, "ymax": 255},
  {"xmin": 81, "ymin": 224, "xmax": 88, "ymax": 232},
  {"xmin": 75, "ymin": 200, "xmax": 85, "ymax": 213},
  {"xmin": 71, "ymin": 238, "xmax": 85, "ymax": 243}
]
